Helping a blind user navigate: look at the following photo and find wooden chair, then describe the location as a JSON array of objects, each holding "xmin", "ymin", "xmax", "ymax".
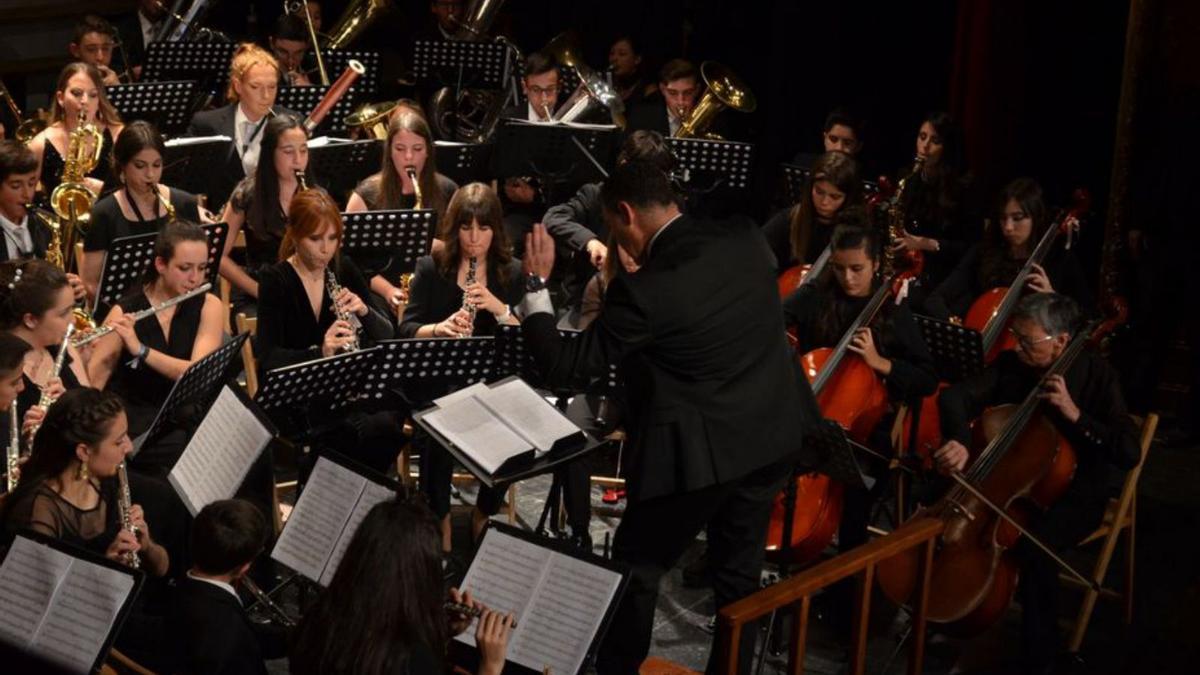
[
  {"xmin": 221, "ymin": 230, "xmax": 247, "ymax": 334},
  {"xmin": 234, "ymin": 313, "xmax": 258, "ymax": 398},
  {"xmin": 103, "ymin": 647, "xmax": 157, "ymax": 674},
  {"xmin": 1062, "ymin": 412, "xmax": 1158, "ymax": 653}
]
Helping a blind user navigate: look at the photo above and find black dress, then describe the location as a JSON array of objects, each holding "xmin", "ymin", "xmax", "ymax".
[
  {"xmin": 761, "ymin": 206, "xmax": 835, "ymax": 273},
  {"xmin": 85, "ymin": 188, "xmax": 202, "ymax": 253},
  {"xmin": 39, "ymin": 128, "xmax": 116, "ymax": 201},
  {"xmin": 228, "ymin": 178, "xmax": 287, "ymax": 279}
]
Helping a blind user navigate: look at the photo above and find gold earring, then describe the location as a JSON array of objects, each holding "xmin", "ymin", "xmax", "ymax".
[{"xmin": 76, "ymin": 462, "xmax": 89, "ymax": 480}]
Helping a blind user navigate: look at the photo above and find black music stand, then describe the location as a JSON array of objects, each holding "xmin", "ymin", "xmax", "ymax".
[
  {"xmin": 276, "ymin": 84, "xmax": 364, "ymax": 136},
  {"xmin": 256, "ymin": 348, "xmax": 381, "ymax": 414},
  {"xmin": 340, "ymin": 208, "xmax": 436, "ymax": 280},
  {"xmin": 93, "ymin": 223, "xmax": 228, "ymax": 317},
  {"xmin": 134, "ymin": 333, "xmax": 249, "ymax": 454},
  {"xmin": 435, "ymin": 141, "xmax": 494, "ymax": 186},
  {"xmin": 668, "ymin": 137, "xmax": 755, "ymax": 192},
  {"xmin": 914, "ymin": 314, "xmax": 986, "ymax": 382},
  {"xmin": 106, "ymin": 80, "xmax": 198, "ymax": 137},
  {"xmin": 163, "ymin": 137, "xmax": 235, "ymax": 197},
  {"xmin": 780, "ymin": 162, "xmax": 880, "ymax": 206},
  {"xmin": 412, "ymin": 40, "xmax": 511, "ymax": 90},
  {"xmin": 362, "ymin": 337, "xmax": 496, "ymax": 407},
  {"xmin": 143, "ymin": 41, "xmax": 236, "ymax": 93},
  {"xmin": 490, "ymin": 120, "xmax": 618, "ymax": 204},
  {"xmin": 307, "ymin": 138, "xmax": 381, "ymax": 199}
]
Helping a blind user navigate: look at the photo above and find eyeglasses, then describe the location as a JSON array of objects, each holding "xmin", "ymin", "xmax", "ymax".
[
  {"xmin": 1008, "ymin": 328, "xmax": 1055, "ymax": 350},
  {"xmin": 527, "ymin": 85, "xmax": 559, "ymax": 96}
]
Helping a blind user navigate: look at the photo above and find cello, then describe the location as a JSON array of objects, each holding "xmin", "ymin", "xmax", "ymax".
[
  {"xmin": 776, "ymin": 244, "xmax": 831, "ymax": 298},
  {"xmin": 767, "ymin": 271, "xmax": 909, "ymax": 562},
  {"xmin": 877, "ymin": 325, "xmax": 1095, "ymax": 634}
]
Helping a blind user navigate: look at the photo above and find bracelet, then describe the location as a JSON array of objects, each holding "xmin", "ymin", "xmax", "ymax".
[{"xmin": 497, "ymin": 306, "xmax": 512, "ymax": 322}]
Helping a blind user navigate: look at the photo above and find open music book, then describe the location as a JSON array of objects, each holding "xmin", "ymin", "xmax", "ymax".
[
  {"xmin": 168, "ymin": 385, "xmax": 276, "ymax": 516},
  {"xmin": 0, "ymin": 535, "xmax": 140, "ymax": 674},
  {"xmin": 454, "ymin": 526, "xmax": 626, "ymax": 675},
  {"xmin": 270, "ymin": 455, "xmax": 396, "ymax": 587},
  {"xmin": 417, "ymin": 376, "xmax": 584, "ymax": 476}
]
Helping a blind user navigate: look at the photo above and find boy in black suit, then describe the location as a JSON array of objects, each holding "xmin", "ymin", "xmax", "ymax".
[
  {"xmin": 0, "ymin": 141, "xmax": 50, "ymax": 263},
  {"xmin": 172, "ymin": 499, "xmax": 287, "ymax": 675}
]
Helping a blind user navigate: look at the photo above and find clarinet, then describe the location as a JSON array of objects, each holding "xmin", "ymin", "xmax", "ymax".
[
  {"xmin": 461, "ymin": 256, "xmax": 478, "ymax": 325},
  {"xmin": 6, "ymin": 405, "xmax": 18, "ymax": 492},
  {"xmin": 28, "ymin": 323, "xmax": 75, "ymax": 439},
  {"xmin": 326, "ymin": 268, "xmax": 361, "ymax": 352},
  {"xmin": 117, "ymin": 461, "xmax": 140, "ymax": 569}
]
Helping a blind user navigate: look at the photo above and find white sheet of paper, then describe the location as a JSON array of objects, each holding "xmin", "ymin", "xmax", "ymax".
[
  {"xmin": 271, "ymin": 458, "xmax": 364, "ymax": 582},
  {"xmin": 433, "ymin": 381, "xmax": 490, "ymax": 408},
  {"xmin": 169, "ymin": 386, "xmax": 273, "ymax": 515},
  {"xmin": 455, "ymin": 529, "xmax": 551, "ymax": 650},
  {"xmin": 423, "ymin": 398, "xmax": 531, "ymax": 474},
  {"xmin": 476, "ymin": 379, "xmax": 578, "ymax": 453},
  {"xmin": 164, "ymin": 135, "xmax": 231, "ymax": 146},
  {"xmin": 0, "ymin": 536, "xmax": 72, "ymax": 649},
  {"xmin": 318, "ymin": 480, "xmax": 395, "ymax": 587}
]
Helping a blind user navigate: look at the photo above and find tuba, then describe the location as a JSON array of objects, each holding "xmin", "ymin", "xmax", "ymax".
[
  {"xmin": 673, "ymin": 61, "xmax": 756, "ymax": 140},
  {"xmin": 326, "ymin": 0, "xmax": 393, "ymax": 49},
  {"xmin": 344, "ymin": 100, "xmax": 398, "ymax": 140},
  {"xmin": 545, "ymin": 32, "xmax": 626, "ymax": 128}
]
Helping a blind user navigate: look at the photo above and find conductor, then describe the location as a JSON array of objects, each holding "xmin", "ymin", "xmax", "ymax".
[{"xmin": 519, "ymin": 161, "xmax": 815, "ymax": 673}]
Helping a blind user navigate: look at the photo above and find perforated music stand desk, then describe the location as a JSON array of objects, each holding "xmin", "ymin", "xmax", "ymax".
[
  {"xmin": 308, "ymin": 139, "xmax": 381, "ymax": 199},
  {"xmin": 143, "ymin": 42, "xmax": 236, "ymax": 89},
  {"xmin": 255, "ymin": 347, "xmax": 382, "ymax": 417},
  {"xmin": 276, "ymin": 83, "xmax": 364, "ymax": 136},
  {"xmin": 340, "ymin": 209, "xmax": 436, "ymax": 280},
  {"xmin": 914, "ymin": 314, "xmax": 985, "ymax": 382},
  {"xmin": 490, "ymin": 121, "xmax": 618, "ymax": 201},
  {"xmin": 93, "ymin": 223, "xmax": 228, "ymax": 317},
  {"xmin": 412, "ymin": 40, "xmax": 511, "ymax": 90},
  {"xmin": 435, "ymin": 141, "xmax": 494, "ymax": 186},
  {"xmin": 668, "ymin": 137, "xmax": 754, "ymax": 192},
  {"xmin": 163, "ymin": 137, "xmax": 235, "ymax": 197},
  {"xmin": 107, "ymin": 80, "xmax": 198, "ymax": 138},
  {"xmin": 134, "ymin": 333, "xmax": 249, "ymax": 454},
  {"xmin": 361, "ymin": 336, "xmax": 496, "ymax": 407}
]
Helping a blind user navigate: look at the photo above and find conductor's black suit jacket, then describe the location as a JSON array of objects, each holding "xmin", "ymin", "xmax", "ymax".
[{"xmin": 523, "ymin": 215, "xmax": 817, "ymax": 502}]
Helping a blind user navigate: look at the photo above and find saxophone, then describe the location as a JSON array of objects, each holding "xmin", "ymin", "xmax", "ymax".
[
  {"xmin": 28, "ymin": 323, "xmax": 75, "ymax": 439},
  {"xmin": 326, "ymin": 268, "xmax": 361, "ymax": 352},
  {"xmin": 295, "ymin": 169, "xmax": 309, "ymax": 192},
  {"xmin": 50, "ymin": 109, "xmax": 102, "ymax": 258},
  {"xmin": 117, "ymin": 460, "xmax": 140, "ymax": 569},
  {"xmin": 6, "ymin": 405, "xmax": 18, "ymax": 492},
  {"xmin": 154, "ymin": 183, "xmax": 176, "ymax": 223},
  {"xmin": 884, "ymin": 156, "xmax": 925, "ymax": 276}
]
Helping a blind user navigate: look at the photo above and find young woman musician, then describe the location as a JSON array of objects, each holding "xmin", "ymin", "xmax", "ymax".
[
  {"xmin": 400, "ymin": 183, "xmax": 522, "ymax": 549},
  {"xmin": 87, "ymin": 221, "xmax": 223, "ymax": 475},
  {"xmin": 1, "ymin": 333, "xmax": 32, "ymax": 491},
  {"xmin": 219, "ymin": 114, "xmax": 313, "ymax": 302},
  {"xmin": 346, "ymin": 111, "xmax": 457, "ymax": 313},
  {"xmin": 608, "ymin": 35, "xmax": 656, "ymax": 106},
  {"xmin": 782, "ymin": 224, "xmax": 938, "ymax": 554},
  {"xmin": 82, "ymin": 121, "xmax": 205, "ymax": 302},
  {"xmin": 289, "ymin": 497, "xmax": 512, "ymax": 675},
  {"xmin": 255, "ymin": 188, "xmax": 396, "ymax": 471},
  {"xmin": 762, "ymin": 151, "xmax": 864, "ymax": 274},
  {"xmin": 923, "ymin": 177, "xmax": 1093, "ymax": 320},
  {"xmin": 27, "ymin": 62, "xmax": 124, "ymax": 201}
]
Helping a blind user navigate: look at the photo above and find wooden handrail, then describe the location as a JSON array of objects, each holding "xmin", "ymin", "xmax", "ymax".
[{"xmin": 716, "ymin": 516, "xmax": 945, "ymax": 675}]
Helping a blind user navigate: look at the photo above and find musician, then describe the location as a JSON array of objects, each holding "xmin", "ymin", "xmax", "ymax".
[
  {"xmin": 290, "ymin": 497, "xmax": 513, "ymax": 675},
  {"xmin": 112, "ymin": 0, "xmax": 169, "ymax": 80},
  {"xmin": 400, "ymin": 183, "xmax": 521, "ymax": 548},
  {"xmin": 28, "ymin": 62, "xmax": 124, "ymax": 203},
  {"xmin": 270, "ymin": 14, "xmax": 314, "ymax": 88},
  {"xmin": 543, "ymin": 130, "xmax": 673, "ymax": 315},
  {"xmin": 219, "ymin": 114, "xmax": 313, "ymax": 302},
  {"xmin": 68, "ymin": 16, "xmax": 122, "ymax": 86},
  {"xmin": 0, "ymin": 333, "xmax": 32, "ymax": 490},
  {"xmin": 0, "ymin": 140, "xmax": 52, "ymax": 262},
  {"xmin": 762, "ymin": 150, "xmax": 865, "ymax": 273},
  {"xmin": 256, "ymin": 188, "xmax": 397, "ymax": 472},
  {"xmin": 289, "ymin": 1, "xmax": 323, "ymax": 33},
  {"xmin": 782, "ymin": 224, "xmax": 938, "ymax": 553},
  {"xmin": 423, "ymin": 0, "xmax": 466, "ymax": 42},
  {"xmin": 608, "ymin": 35, "xmax": 655, "ymax": 107},
  {"xmin": 923, "ymin": 177, "xmax": 1092, "ymax": 321},
  {"xmin": 87, "ymin": 221, "xmax": 223, "ymax": 476},
  {"xmin": 82, "ymin": 121, "xmax": 203, "ymax": 303},
  {"xmin": 185, "ymin": 44, "xmax": 292, "ymax": 208},
  {"xmin": 497, "ymin": 51, "xmax": 560, "ymax": 257},
  {"xmin": 933, "ymin": 293, "xmax": 1139, "ymax": 672},
  {"xmin": 171, "ymin": 499, "xmax": 287, "ymax": 675},
  {"xmin": 626, "ymin": 59, "xmax": 700, "ymax": 137},
  {"xmin": 519, "ymin": 161, "xmax": 813, "ymax": 672},
  {"xmin": 578, "ymin": 234, "xmax": 640, "ymax": 330},
  {"xmin": 346, "ymin": 111, "xmax": 457, "ymax": 312},
  {"xmin": 791, "ymin": 107, "xmax": 866, "ymax": 169}
]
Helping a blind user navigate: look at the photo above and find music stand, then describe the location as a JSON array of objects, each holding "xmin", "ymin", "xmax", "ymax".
[
  {"xmin": 780, "ymin": 162, "xmax": 879, "ymax": 206},
  {"xmin": 134, "ymin": 333, "xmax": 249, "ymax": 454},
  {"xmin": 914, "ymin": 314, "xmax": 985, "ymax": 382},
  {"xmin": 163, "ymin": 137, "xmax": 235, "ymax": 197},
  {"xmin": 143, "ymin": 41, "xmax": 236, "ymax": 89},
  {"xmin": 276, "ymin": 84, "xmax": 364, "ymax": 136},
  {"xmin": 106, "ymin": 80, "xmax": 198, "ymax": 137},
  {"xmin": 307, "ymin": 138, "xmax": 381, "ymax": 199},
  {"xmin": 490, "ymin": 120, "xmax": 618, "ymax": 204},
  {"xmin": 412, "ymin": 40, "xmax": 511, "ymax": 90},
  {"xmin": 340, "ymin": 209, "xmax": 436, "ymax": 279},
  {"xmin": 668, "ymin": 137, "xmax": 755, "ymax": 191},
  {"xmin": 363, "ymin": 337, "xmax": 496, "ymax": 406},
  {"xmin": 255, "ymin": 347, "xmax": 381, "ymax": 414},
  {"xmin": 435, "ymin": 141, "xmax": 494, "ymax": 186},
  {"xmin": 93, "ymin": 223, "xmax": 228, "ymax": 316}
]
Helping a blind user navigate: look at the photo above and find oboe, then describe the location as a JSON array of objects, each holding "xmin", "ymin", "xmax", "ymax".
[
  {"xmin": 71, "ymin": 283, "xmax": 212, "ymax": 347},
  {"xmin": 461, "ymin": 256, "xmax": 478, "ymax": 325},
  {"xmin": 117, "ymin": 461, "xmax": 140, "ymax": 570},
  {"xmin": 445, "ymin": 601, "xmax": 518, "ymax": 628},
  {"xmin": 326, "ymin": 268, "xmax": 361, "ymax": 352},
  {"xmin": 28, "ymin": 323, "xmax": 75, "ymax": 439},
  {"xmin": 6, "ymin": 405, "xmax": 18, "ymax": 492}
]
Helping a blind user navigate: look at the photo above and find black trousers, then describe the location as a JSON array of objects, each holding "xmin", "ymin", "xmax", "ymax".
[{"xmin": 595, "ymin": 459, "xmax": 789, "ymax": 675}]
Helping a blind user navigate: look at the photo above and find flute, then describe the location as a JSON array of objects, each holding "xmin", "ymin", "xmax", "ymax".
[
  {"xmin": 445, "ymin": 601, "xmax": 517, "ymax": 628},
  {"xmin": 71, "ymin": 283, "xmax": 212, "ymax": 347}
]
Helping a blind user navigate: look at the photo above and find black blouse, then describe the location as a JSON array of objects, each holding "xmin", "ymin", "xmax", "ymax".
[
  {"xmin": 761, "ymin": 206, "xmax": 834, "ymax": 273},
  {"xmin": 2, "ymin": 478, "xmax": 120, "ymax": 558},
  {"xmin": 40, "ymin": 128, "xmax": 116, "ymax": 200},
  {"xmin": 228, "ymin": 177, "xmax": 286, "ymax": 274},
  {"xmin": 398, "ymin": 255, "xmax": 525, "ymax": 339},
  {"xmin": 106, "ymin": 288, "xmax": 205, "ymax": 437},
  {"xmin": 895, "ymin": 169, "xmax": 981, "ymax": 284},
  {"xmin": 84, "ymin": 188, "xmax": 202, "ymax": 252}
]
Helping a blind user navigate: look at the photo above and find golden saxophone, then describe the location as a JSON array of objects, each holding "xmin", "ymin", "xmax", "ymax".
[
  {"xmin": 394, "ymin": 166, "xmax": 425, "ymax": 307},
  {"xmin": 155, "ymin": 183, "xmax": 176, "ymax": 223},
  {"xmin": 326, "ymin": 268, "xmax": 361, "ymax": 352},
  {"xmin": 28, "ymin": 323, "xmax": 75, "ymax": 439},
  {"xmin": 883, "ymin": 155, "xmax": 925, "ymax": 276},
  {"xmin": 117, "ymin": 460, "xmax": 140, "ymax": 569}
]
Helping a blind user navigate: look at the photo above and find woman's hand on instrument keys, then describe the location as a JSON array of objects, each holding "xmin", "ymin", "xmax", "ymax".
[
  {"xmin": 66, "ymin": 273, "xmax": 87, "ymax": 302},
  {"xmin": 106, "ymin": 528, "xmax": 140, "ymax": 565},
  {"xmin": 1039, "ymin": 374, "xmax": 1080, "ymax": 422},
  {"xmin": 847, "ymin": 328, "xmax": 891, "ymax": 374},
  {"xmin": 21, "ymin": 405, "xmax": 45, "ymax": 441},
  {"xmin": 434, "ymin": 309, "xmax": 473, "ymax": 338},
  {"xmin": 447, "ymin": 587, "xmax": 479, "ymax": 636},
  {"xmin": 465, "ymin": 282, "xmax": 503, "ymax": 317},
  {"xmin": 892, "ymin": 228, "xmax": 936, "ymax": 253},
  {"xmin": 934, "ymin": 440, "xmax": 970, "ymax": 475},
  {"xmin": 476, "ymin": 608, "xmax": 515, "ymax": 675},
  {"xmin": 40, "ymin": 377, "xmax": 66, "ymax": 404},
  {"xmin": 1025, "ymin": 263, "xmax": 1055, "ymax": 293},
  {"xmin": 321, "ymin": 319, "xmax": 356, "ymax": 356},
  {"xmin": 129, "ymin": 504, "xmax": 151, "ymax": 546},
  {"xmin": 335, "ymin": 287, "xmax": 368, "ymax": 318},
  {"xmin": 111, "ymin": 314, "xmax": 142, "ymax": 356}
]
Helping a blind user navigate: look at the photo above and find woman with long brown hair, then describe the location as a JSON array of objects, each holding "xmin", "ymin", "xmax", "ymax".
[{"xmin": 761, "ymin": 151, "xmax": 865, "ymax": 273}]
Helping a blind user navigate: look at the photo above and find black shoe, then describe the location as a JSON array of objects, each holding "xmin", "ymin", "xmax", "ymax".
[{"xmin": 681, "ymin": 549, "xmax": 712, "ymax": 588}]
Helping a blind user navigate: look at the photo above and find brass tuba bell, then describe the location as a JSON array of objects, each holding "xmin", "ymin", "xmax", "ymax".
[
  {"xmin": 543, "ymin": 32, "xmax": 626, "ymax": 129},
  {"xmin": 325, "ymin": 0, "xmax": 393, "ymax": 50},
  {"xmin": 344, "ymin": 100, "xmax": 398, "ymax": 140},
  {"xmin": 674, "ymin": 61, "xmax": 756, "ymax": 140}
]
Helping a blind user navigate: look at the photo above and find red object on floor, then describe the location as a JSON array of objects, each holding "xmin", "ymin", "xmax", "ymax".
[{"xmin": 602, "ymin": 488, "xmax": 626, "ymax": 504}]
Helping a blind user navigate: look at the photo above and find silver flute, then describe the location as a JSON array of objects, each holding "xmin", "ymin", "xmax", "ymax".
[
  {"xmin": 6, "ymin": 405, "xmax": 18, "ymax": 492},
  {"xmin": 71, "ymin": 283, "xmax": 212, "ymax": 347},
  {"xmin": 28, "ymin": 323, "xmax": 75, "ymax": 439},
  {"xmin": 117, "ymin": 461, "xmax": 140, "ymax": 569},
  {"xmin": 326, "ymin": 268, "xmax": 361, "ymax": 352}
]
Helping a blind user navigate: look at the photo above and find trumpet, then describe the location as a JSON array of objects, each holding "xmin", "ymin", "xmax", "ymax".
[
  {"xmin": 28, "ymin": 323, "xmax": 75, "ymax": 439},
  {"xmin": 117, "ymin": 461, "xmax": 140, "ymax": 569},
  {"xmin": 0, "ymin": 78, "xmax": 48, "ymax": 144},
  {"xmin": 445, "ymin": 600, "xmax": 518, "ymax": 628},
  {"xmin": 71, "ymin": 283, "xmax": 212, "ymax": 347}
]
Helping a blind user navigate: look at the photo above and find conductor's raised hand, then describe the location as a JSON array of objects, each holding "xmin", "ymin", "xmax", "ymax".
[
  {"xmin": 476, "ymin": 608, "xmax": 514, "ymax": 675},
  {"xmin": 524, "ymin": 223, "xmax": 555, "ymax": 281}
]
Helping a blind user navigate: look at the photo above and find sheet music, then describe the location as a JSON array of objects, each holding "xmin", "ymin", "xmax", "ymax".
[
  {"xmin": 169, "ymin": 386, "xmax": 273, "ymax": 515},
  {"xmin": 318, "ymin": 480, "xmax": 395, "ymax": 587},
  {"xmin": 0, "ymin": 536, "xmax": 72, "ymax": 648},
  {"xmin": 433, "ymin": 381, "xmax": 489, "ymax": 408},
  {"xmin": 454, "ymin": 530, "xmax": 623, "ymax": 675},
  {"xmin": 423, "ymin": 397, "xmax": 531, "ymax": 474},
  {"xmin": 165, "ymin": 135, "xmax": 231, "ymax": 146},
  {"xmin": 476, "ymin": 379, "xmax": 578, "ymax": 454},
  {"xmin": 271, "ymin": 458, "xmax": 363, "ymax": 582}
]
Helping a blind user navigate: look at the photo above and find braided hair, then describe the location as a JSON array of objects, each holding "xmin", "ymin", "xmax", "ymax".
[{"xmin": 0, "ymin": 259, "xmax": 70, "ymax": 331}]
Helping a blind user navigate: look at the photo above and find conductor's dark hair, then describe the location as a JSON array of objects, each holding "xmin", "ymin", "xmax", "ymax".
[
  {"xmin": 617, "ymin": 130, "xmax": 673, "ymax": 173},
  {"xmin": 524, "ymin": 51, "xmax": 558, "ymax": 78},
  {"xmin": 271, "ymin": 13, "xmax": 309, "ymax": 42},
  {"xmin": 191, "ymin": 499, "xmax": 268, "ymax": 575},
  {"xmin": 600, "ymin": 160, "xmax": 676, "ymax": 215},
  {"xmin": 0, "ymin": 259, "xmax": 71, "ymax": 331},
  {"xmin": 289, "ymin": 497, "xmax": 447, "ymax": 675},
  {"xmin": 0, "ymin": 140, "xmax": 37, "ymax": 181},
  {"xmin": 145, "ymin": 220, "xmax": 209, "ymax": 284},
  {"xmin": 829, "ymin": 221, "xmax": 883, "ymax": 262},
  {"xmin": 0, "ymin": 332, "xmax": 32, "ymax": 375},
  {"xmin": 659, "ymin": 58, "xmax": 697, "ymax": 84},
  {"xmin": 1013, "ymin": 292, "xmax": 1081, "ymax": 337},
  {"xmin": 111, "ymin": 120, "xmax": 166, "ymax": 176},
  {"xmin": 823, "ymin": 107, "xmax": 864, "ymax": 141}
]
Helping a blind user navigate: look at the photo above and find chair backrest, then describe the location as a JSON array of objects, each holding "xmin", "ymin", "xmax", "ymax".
[
  {"xmin": 1116, "ymin": 413, "xmax": 1158, "ymax": 505},
  {"xmin": 235, "ymin": 313, "xmax": 259, "ymax": 397}
]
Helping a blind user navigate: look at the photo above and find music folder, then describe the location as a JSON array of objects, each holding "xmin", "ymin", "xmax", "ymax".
[
  {"xmin": 412, "ymin": 376, "xmax": 596, "ymax": 488},
  {"xmin": 450, "ymin": 523, "xmax": 629, "ymax": 675},
  {"xmin": 0, "ymin": 533, "xmax": 143, "ymax": 674}
]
